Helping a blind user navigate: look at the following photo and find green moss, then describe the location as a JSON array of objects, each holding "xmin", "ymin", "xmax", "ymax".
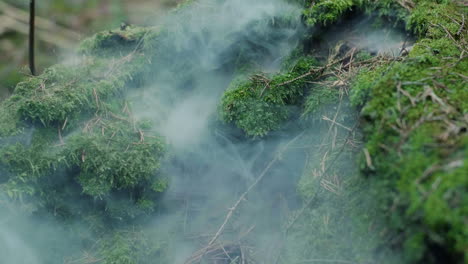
[
  {"xmin": 79, "ymin": 26, "xmax": 157, "ymax": 57},
  {"xmin": 220, "ymin": 57, "xmax": 319, "ymax": 137},
  {"xmin": 0, "ymin": 1, "xmax": 465, "ymax": 262},
  {"xmin": 303, "ymin": 0, "xmax": 354, "ymax": 26},
  {"xmin": 0, "ymin": 126, "xmax": 63, "ymax": 212},
  {"xmin": 350, "ymin": 65, "xmax": 386, "ymax": 107},
  {"xmin": 0, "ymin": 27, "xmax": 158, "ymax": 129},
  {"xmin": 289, "ymin": 127, "xmax": 401, "ymax": 263},
  {"xmin": 302, "ymin": 79, "xmax": 340, "ymax": 118},
  {"xmin": 3, "ymin": 26, "xmax": 162, "ymax": 129},
  {"xmin": 352, "ymin": 1, "xmax": 468, "ymax": 262},
  {"xmin": 407, "ymin": 2, "xmax": 462, "ymax": 37},
  {"xmin": 0, "ymin": 27, "xmax": 162, "ymax": 130},
  {"xmin": 0, "ymin": 99, "xmax": 23, "ymax": 137},
  {"xmin": 14, "ymin": 55, "xmax": 144, "ymax": 126},
  {"xmin": 95, "ymin": 231, "xmax": 169, "ymax": 264},
  {"xmin": 0, "ymin": 26, "xmax": 168, "ymax": 224},
  {"xmin": 303, "ymin": 0, "xmax": 408, "ymax": 27},
  {"xmin": 66, "ymin": 119, "xmax": 165, "ymax": 197}
]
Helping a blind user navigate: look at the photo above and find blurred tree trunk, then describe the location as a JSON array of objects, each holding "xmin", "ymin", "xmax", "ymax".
[{"xmin": 29, "ymin": 0, "xmax": 35, "ymax": 75}]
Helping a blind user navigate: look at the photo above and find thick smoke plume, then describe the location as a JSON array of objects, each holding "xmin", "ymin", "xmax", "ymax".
[{"xmin": 131, "ymin": 1, "xmax": 307, "ymax": 261}]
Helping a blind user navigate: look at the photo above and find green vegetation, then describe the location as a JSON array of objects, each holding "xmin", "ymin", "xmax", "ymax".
[
  {"xmin": 0, "ymin": 26, "xmax": 167, "ymax": 225},
  {"xmin": 66, "ymin": 118, "xmax": 166, "ymax": 198},
  {"xmin": 303, "ymin": 0, "xmax": 408, "ymax": 27},
  {"xmin": 351, "ymin": 2, "xmax": 467, "ymax": 262},
  {"xmin": 302, "ymin": 78, "xmax": 340, "ymax": 118},
  {"xmin": 220, "ymin": 57, "xmax": 319, "ymax": 137},
  {"xmin": 224, "ymin": 0, "xmax": 466, "ymax": 262},
  {"xmin": 0, "ymin": 0, "xmax": 466, "ymax": 263},
  {"xmin": 79, "ymin": 26, "xmax": 159, "ymax": 57},
  {"xmin": 94, "ymin": 230, "xmax": 170, "ymax": 264}
]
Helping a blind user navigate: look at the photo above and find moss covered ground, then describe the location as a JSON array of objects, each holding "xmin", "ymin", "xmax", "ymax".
[
  {"xmin": 0, "ymin": 25, "xmax": 167, "ymax": 227},
  {"xmin": 350, "ymin": 2, "xmax": 468, "ymax": 262},
  {"xmin": 222, "ymin": 0, "xmax": 467, "ymax": 263},
  {"xmin": 0, "ymin": 0, "xmax": 466, "ymax": 263},
  {"xmin": 220, "ymin": 57, "xmax": 320, "ymax": 137}
]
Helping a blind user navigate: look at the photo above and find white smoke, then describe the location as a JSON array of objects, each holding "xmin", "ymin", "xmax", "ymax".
[{"xmin": 0, "ymin": 0, "xmax": 407, "ymax": 263}]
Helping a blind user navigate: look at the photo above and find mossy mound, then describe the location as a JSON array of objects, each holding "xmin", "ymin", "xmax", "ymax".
[
  {"xmin": 220, "ymin": 57, "xmax": 320, "ymax": 137},
  {"xmin": 66, "ymin": 118, "xmax": 166, "ymax": 198},
  {"xmin": 0, "ymin": 26, "xmax": 167, "ymax": 222},
  {"xmin": 79, "ymin": 25, "xmax": 160, "ymax": 57},
  {"xmin": 302, "ymin": 0, "xmax": 409, "ymax": 27},
  {"xmin": 0, "ymin": 1, "xmax": 466, "ymax": 263},
  {"xmin": 0, "ymin": 26, "xmax": 160, "ymax": 136},
  {"xmin": 352, "ymin": 2, "xmax": 467, "ymax": 262}
]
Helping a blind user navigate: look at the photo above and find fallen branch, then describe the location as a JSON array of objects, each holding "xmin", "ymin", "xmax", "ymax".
[
  {"xmin": 322, "ymin": 115, "xmax": 352, "ymax": 132},
  {"xmin": 276, "ymin": 50, "xmax": 360, "ymax": 88},
  {"xmin": 457, "ymin": 14, "xmax": 465, "ymax": 35},
  {"xmin": 363, "ymin": 148, "xmax": 375, "ymax": 170}
]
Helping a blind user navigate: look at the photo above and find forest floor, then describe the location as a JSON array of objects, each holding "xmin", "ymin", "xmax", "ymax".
[{"xmin": 0, "ymin": 1, "xmax": 466, "ymax": 263}]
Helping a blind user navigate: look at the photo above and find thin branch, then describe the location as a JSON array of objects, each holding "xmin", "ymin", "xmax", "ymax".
[
  {"xmin": 322, "ymin": 115, "xmax": 353, "ymax": 132},
  {"xmin": 457, "ymin": 14, "xmax": 465, "ymax": 36},
  {"xmin": 29, "ymin": 0, "xmax": 36, "ymax": 75}
]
